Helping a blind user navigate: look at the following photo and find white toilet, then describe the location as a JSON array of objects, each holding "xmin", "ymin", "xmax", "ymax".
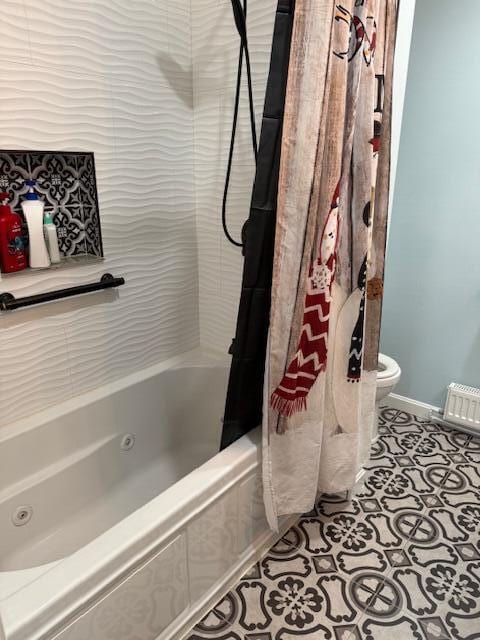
[
  {"xmin": 373, "ymin": 353, "xmax": 401, "ymax": 439},
  {"xmin": 376, "ymin": 353, "xmax": 402, "ymax": 403}
]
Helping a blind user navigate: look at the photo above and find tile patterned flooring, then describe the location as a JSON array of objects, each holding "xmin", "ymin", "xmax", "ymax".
[{"xmin": 186, "ymin": 407, "xmax": 480, "ymax": 640}]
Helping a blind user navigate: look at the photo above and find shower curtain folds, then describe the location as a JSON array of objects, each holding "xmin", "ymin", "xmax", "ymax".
[{"xmin": 263, "ymin": 0, "xmax": 398, "ymax": 529}]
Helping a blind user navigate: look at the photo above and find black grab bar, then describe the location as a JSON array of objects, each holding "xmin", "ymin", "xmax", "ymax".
[{"xmin": 0, "ymin": 273, "xmax": 125, "ymax": 311}]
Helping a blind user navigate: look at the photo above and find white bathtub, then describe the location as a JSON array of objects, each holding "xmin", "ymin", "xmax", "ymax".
[{"xmin": 0, "ymin": 350, "xmax": 293, "ymax": 640}]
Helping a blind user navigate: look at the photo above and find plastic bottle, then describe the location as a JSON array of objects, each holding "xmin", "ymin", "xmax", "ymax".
[
  {"xmin": 21, "ymin": 179, "xmax": 50, "ymax": 268},
  {"xmin": 0, "ymin": 192, "xmax": 27, "ymax": 273},
  {"xmin": 43, "ymin": 209, "xmax": 61, "ymax": 264}
]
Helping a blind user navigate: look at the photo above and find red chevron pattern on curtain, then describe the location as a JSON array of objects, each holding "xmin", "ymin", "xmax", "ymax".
[{"xmin": 270, "ymin": 184, "xmax": 340, "ymax": 416}]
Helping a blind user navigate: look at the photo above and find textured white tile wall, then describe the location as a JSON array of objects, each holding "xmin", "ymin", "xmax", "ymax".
[
  {"xmin": 0, "ymin": 0, "xmax": 199, "ymax": 427},
  {"xmin": 192, "ymin": 0, "xmax": 277, "ymax": 353},
  {"xmin": 0, "ymin": 0, "xmax": 277, "ymax": 427}
]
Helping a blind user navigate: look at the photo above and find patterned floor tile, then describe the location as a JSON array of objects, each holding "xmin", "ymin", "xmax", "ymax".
[
  {"xmin": 185, "ymin": 406, "xmax": 480, "ymax": 640},
  {"xmin": 357, "ymin": 611, "xmax": 426, "ymax": 640}
]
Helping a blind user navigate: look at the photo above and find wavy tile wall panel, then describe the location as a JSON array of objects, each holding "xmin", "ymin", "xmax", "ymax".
[
  {"xmin": 0, "ymin": 1, "xmax": 198, "ymax": 428},
  {"xmin": 0, "ymin": 166, "xmax": 199, "ymax": 425},
  {"xmin": 192, "ymin": 0, "xmax": 277, "ymax": 353},
  {"xmin": 0, "ymin": 315, "xmax": 73, "ymax": 425},
  {"xmin": 0, "ymin": 0, "xmax": 276, "ymax": 425},
  {"xmin": 110, "ymin": 79, "xmax": 194, "ymax": 164},
  {"xmin": 1, "ymin": 1, "xmax": 31, "ymax": 66},
  {"xmin": 0, "ymin": 63, "xmax": 116, "ymax": 164},
  {"xmin": 22, "ymin": 0, "xmax": 192, "ymax": 92},
  {"xmin": 191, "ymin": 0, "xmax": 276, "ymax": 94}
]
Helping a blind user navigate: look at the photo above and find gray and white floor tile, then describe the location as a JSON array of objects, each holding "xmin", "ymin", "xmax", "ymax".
[{"xmin": 186, "ymin": 407, "xmax": 480, "ymax": 640}]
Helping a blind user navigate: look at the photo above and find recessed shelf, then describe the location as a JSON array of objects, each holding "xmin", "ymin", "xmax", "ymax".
[
  {"xmin": 1, "ymin": 255, "xmax": 104, "ymax": 279},
  {"xmin": 0, "ymin": 150, "xmax": 104, "ymax": 276}
]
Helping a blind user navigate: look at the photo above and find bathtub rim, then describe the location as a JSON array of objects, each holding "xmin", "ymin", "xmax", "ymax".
[
  {"xmin": 1, "ymin": 429, "xmax": 262, "ymax": 640},
  {"xmin": 1, "ymin": 347, "xmax": 248, "ymax": 640}
]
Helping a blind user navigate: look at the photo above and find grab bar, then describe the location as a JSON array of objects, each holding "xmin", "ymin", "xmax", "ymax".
[{"xmin": 0, "ymin": 273, "xmax": 125, "ymax": 311}]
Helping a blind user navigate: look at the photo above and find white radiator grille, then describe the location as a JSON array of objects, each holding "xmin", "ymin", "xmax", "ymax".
[{"xmin": 444, "ymin": 383, "xmax": 480, "ymax": 430}]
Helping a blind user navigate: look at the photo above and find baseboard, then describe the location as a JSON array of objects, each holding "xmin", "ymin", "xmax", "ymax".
[
  {"xmin": 386, "ymin": 392, "xmax": 480, "ymax": 439},
  {"xmin": 386, "ymin": 392, "xmax": 440, "ymax": 420}
]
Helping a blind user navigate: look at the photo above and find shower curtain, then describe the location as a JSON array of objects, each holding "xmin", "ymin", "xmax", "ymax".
[{"xmin": 263, "ymin": 0, "xmax": 398, "ymax": 529}]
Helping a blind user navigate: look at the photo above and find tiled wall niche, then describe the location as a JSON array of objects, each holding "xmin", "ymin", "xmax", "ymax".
[{"xmin": 0, "ymin": 150, "xmax": 103, "ymax": 268}]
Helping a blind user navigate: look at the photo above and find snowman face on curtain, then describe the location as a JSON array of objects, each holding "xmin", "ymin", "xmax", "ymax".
[{"xmin": 320, "ymin": 209, "xmax": 339, "ymax": 264}]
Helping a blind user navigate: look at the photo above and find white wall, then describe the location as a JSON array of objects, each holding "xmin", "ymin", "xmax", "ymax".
[
  {"xmin": 192, "ymin": 0, "xmax": 277, "ymax": 353},
  {"xmin": 0, "ymin": 0, "xmax": 199, "ymax": 427}
]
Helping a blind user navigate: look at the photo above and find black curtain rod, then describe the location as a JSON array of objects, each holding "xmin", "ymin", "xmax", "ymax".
[{"xmin": 0, "ymin": 273, "xmax": 125, "ymax": 311}]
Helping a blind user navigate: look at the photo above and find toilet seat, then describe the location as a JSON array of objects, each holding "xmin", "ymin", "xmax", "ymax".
[{"xmin": 377, "ymin": 353, "xmax": 401, "ymax": 383}]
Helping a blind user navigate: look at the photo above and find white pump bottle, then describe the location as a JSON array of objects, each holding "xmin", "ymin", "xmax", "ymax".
[{"xmin": 21, "ymin": 179, "xmax": 50, "ymax": 268}]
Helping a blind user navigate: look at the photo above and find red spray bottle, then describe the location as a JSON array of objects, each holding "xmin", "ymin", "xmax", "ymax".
[{"xmin": 0, "ymin": 192, "xmax": 27, "ymax": 273}]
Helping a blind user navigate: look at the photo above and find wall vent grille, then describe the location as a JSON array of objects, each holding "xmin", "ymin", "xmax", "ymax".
[{"xmin": 444, "ymin": 383, "xmax": 480, "ymax": 431}]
